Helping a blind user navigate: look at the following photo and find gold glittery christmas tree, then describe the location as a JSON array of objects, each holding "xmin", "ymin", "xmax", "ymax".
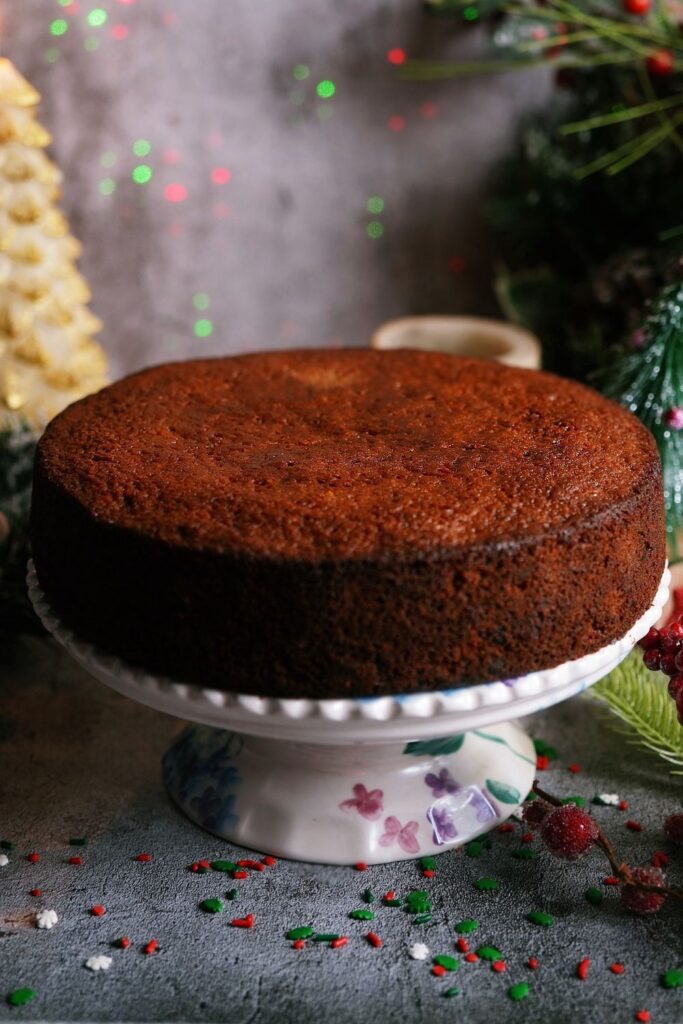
[{"xmin": 0, "ymin": 58, "xmax": 107, "ymax": 429}]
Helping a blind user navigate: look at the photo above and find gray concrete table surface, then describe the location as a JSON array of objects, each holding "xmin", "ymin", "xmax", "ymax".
[{"xmin": 1, "ymin": 635, "xmax": 682, "ymax": 1024}]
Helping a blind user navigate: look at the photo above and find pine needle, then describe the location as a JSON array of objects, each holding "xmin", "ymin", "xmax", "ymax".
[{"xmin": 591, "ymin": 652, "xmax": 683, "ymax": 773}]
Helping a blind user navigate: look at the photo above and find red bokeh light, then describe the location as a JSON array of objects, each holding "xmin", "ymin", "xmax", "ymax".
[
  {"xmin": 111, "ymin": 24, "xmax": 129, "ymax": 40},
  {"xmin": 387, "ymin": 48, "xmax": 406, "ymax": 65},
  {"xmin": 164, "ymin": 183, "xmax": 188, "ymax": 203},
  {"xmin": 211, "ymin": 167, "xmax": 232, "ymax": 185},
  {"xmin": 387, "ymin": 115, "xmax": 406, "ymax": 133}
]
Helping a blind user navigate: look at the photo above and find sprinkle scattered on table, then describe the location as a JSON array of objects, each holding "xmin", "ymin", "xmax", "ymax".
[
  {"xmin": 7, "ymin": 988, "xmax": 36, "ymax": 1007},
  {"xmin": 35, "ymin": 909, "xmax": 58, "ymax": 930},
  {"xmin": 85, "ymin": 956, "xmax": 112, "ymax": 972},
  {"xmin": 408, "ymin": 942, "xmax": 429, "ymax": 960}
]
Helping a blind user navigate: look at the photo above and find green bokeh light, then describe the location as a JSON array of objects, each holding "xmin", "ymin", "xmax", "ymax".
[
  {"xmin": 290, "ymin": 90, "xmax": 305, "ymax": 106},
  {"xmin": 133, "ymin": 139, "xmax": 151, "ymax": 157},
  {"xmin": 366, "ymin": 221, "xmax": 384, "ymax": 239},
  {"xmin": 194, "ymin": 318, "xmax": 214, "ymax": 339},
  {"xmin": 463, "ymin": 6, "xmax": 479, "ymax": 20},
  {"xmin": 100, "ymin": 151, "xmax": 117, "ymax": 168},
  {"xmin": 367, "ymin": 196, "xmax": 384, "ymax": 214},
  {"xmin": 45, "ymin": 48, "xmax": 60, "ymax": 64},
  {"xmin": 50, "ymin": 19, "xmax": 68, "ymax": 36},
  {"xmin": 292, "ymin": 64, "xmax": 310, "ymax": 81},
  {"xmin": 87, "ymin": 7, "xmax": 107, "ymax": 27},
  {"xmin": 84, "ymin": 37, "xmax": 100, "ymax": 52},
  {"xmin": 99, "ymin": 178, "xmax": 116, "ymax": 196},
  {"xmin": 316, "ymin": 80, "xmax": 335, "ymax": 100},
  {"xmin": 132, "ymin": 164, "xmax": 153, "ymax": 184},
  {"xmin": 193, "ymin": 293, "xmax": 210, "ymax": 311}
]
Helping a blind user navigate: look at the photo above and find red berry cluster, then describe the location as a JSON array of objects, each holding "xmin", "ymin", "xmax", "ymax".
[{"xmin": 639, "ymin": 619, "xmax": 683, "ymax": 723}]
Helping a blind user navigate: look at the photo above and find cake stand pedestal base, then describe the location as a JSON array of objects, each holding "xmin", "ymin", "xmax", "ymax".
[{"xmin": 162, "ymin": 720, "xmax": 536, "ymax": 865}]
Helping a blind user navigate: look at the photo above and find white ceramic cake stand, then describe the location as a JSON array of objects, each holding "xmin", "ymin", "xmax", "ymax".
[{"xmin": 27, "ymin": 562, "xmax": 669, "ymax": 865}]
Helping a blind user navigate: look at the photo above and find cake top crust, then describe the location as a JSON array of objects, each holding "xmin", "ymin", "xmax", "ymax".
[{"xmin": 36, "ymin": 349, "xmax": 659, "ymax": 560}]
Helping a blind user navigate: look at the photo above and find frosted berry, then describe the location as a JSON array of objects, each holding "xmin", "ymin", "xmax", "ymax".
[
  {"xmin": 664, "ymin": 407, "xmax": 683, "ymax": 430},
  {"xmin": 621, "ymin": 866, "xmax": 667, "ymax": 914},
  {"xmin": 660, "ymin": 652, "xmax": 678, "ymax": 677},
  {"xmin": 668, "ymin": 674, "xmax": 683, "ymax": 701},
  {"xmin": 675, "ymin": 649, "xmax": 683, "ymax": 671},
  {"xmin": 523, "ymin": 800, "xmax": 550, "ymax": 826},
  {"xmin": 664, "ymin": 813, "xmax": 683, "ymax": 846},
  {"xmin": 639, "ymin": 627, "xmax": 660, "ymax": 650},
  {"xmin": 647, "ymin": 49, "xmax": 675, "ymax": 76},
  {"xmin": 643, "ymin": 648, "xmax": 661, "ymax": 672},
  {"xmin": 540, "ymin": 805, "xmax": 599, "ymax": 860},
  {"xmin": 667, "ymin": 622, "xmax": 683, "ymax": 641},
  {"xmin": 623, "ymin": 0, "xmax": 650, "ymax": 12}
]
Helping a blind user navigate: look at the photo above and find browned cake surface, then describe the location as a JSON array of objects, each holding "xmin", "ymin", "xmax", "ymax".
[{"xmin": 31, "ymin": 349, "xmax": 665, "ymax": 696}]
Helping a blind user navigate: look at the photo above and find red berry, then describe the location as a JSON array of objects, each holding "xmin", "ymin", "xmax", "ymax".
[
  {"xmin": 621, "ymin": 866, "xmax": 667, "ymax": 914},
  {"xmin": 675, "ymin": 649, "xmax": 683, "ymax": 671},
  {"xmin": 660, "ymin": 652, "xmax": 678, "ymax": 676},
  {"xmin": 639, "ymin": 627, "xmax": 660, "ymax": 650},
  {"xmin": 643, "ymin": 648, "xmax": 661, "ymax": 672},
  {"xmin": 664, "ymin": 812, "xmax": 683, "ymax": 846},
  {"xmin": 540, "ymin": 805, "xmax": 599, "ymax": 860},
  {"xmin": 647, "ymin": 49, "xmax": 675, "ymax": 76},
  {"xmin": 623, "ymin": 0, "xmax": 650, "ymax": 12},
  {"xmin": 668, "ymin": 674, "xmax": 683, "ymax": 700},
  {"xmin": 668, "ymin": 622, "xmax": 683, "ymax": 641},
  {"xmin": 523, "ymin": 800, "xmax": 550, "ymax": 826}
]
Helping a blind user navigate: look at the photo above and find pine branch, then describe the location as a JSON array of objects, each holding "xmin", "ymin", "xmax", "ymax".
[{"xmin": 591, "ymin": 652, "xmax": 683, "ymax": 773}]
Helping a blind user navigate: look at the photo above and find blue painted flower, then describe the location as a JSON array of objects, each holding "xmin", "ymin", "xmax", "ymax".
[{"xmin": 190, "ymin": 786, "xmax": 239, "ymax": 831}]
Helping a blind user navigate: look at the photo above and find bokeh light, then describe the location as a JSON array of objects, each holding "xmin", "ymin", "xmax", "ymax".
[
  {"xmin": 133, "ymin": 139, "xmax": 151, "ymax": 157},
  {"xmin": 99, "ymin": 178, "xmax": 116, "ymax": 196},
  {"xmin": 50, "ymin": 19, "xmax": 68, "ymax": 36},
  {"xmin": 193, "ymin": 293, "xmax": 210, "ymax": 311},
  {"xmin": 367, "ymin": 196, "xmax": 384, "ymax": 214},
  {"xmin": 86, "ymin": 7, "xmax": 108, "ymax": 27},
  {"xmin": 45, "ymin": 48, "xmax": 60, "ymax": 64},
  {"xmin": 211, "ymin": 167, "xmax": 232, "ymax": 185},
  {"xmin": 388, "ymin": 115, "xmax": 406, "ymax": 132},
  {"xmin": 367, "ymin": 222, "xmax": 384, "ymax": 239},
  {"xmin": 194, "ymin": 319, "xmax": 214, "ymax": 339},
  {"xmin": 100, "ymin": 151, "xmax": 117, "ymax": 168},
  {"xmin": 387, "ymin": 48, "xmax": 406, "ymax": 65},
  {"xmin": 420, "ymin": 102, "xmax": 438, "ymax": 119},
  {"xmin": 111, "ymin": 24, "xmax": 129, "ymax": 40},
  {"xmin": 164, "ymin": 183, "xmax": 188, "ymax": 203},
  {"xmin": 292, "ymin": 64, "xmax": 310, "ymax": 80},
  {"xmin": 463, "ymin": 6, "xmax": 479, "ymax": 19},
  {"xmin": 132, "ymin": 164, "xmax": 152, "ymax": 184},
  {"xmin": 84, "ymin": 37, "xmax": 100, "ymax": 52},
  {"xmin": 316, "ymin": 80, "xmax": 335, "ymax": 99}
]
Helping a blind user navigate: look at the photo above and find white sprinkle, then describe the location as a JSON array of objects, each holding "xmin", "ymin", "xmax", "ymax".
[
  {"xmin": 0, "ymin": 854, "xmax": 9, "ymax": 867},
  {"xmin": 85, "ymin": 955, "xmax": 112, "ymax": 972},
  {"xmin": 35, "ymin": 909, "xmax": 58, "ymax": 930},
  {"xmin": 597, "ymin": 793, "xmax": 620, "ymax": 806},
  {"xmin": 408, "ymin": 942, "xmax": 430, "ymax": 960}
]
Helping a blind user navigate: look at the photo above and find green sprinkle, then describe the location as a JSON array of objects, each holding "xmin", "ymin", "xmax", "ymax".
[
  {"xmin": 508, "ymin": 982, "xmax": 530, "ymax": 1002},
  {"xmin": 362, "ymin": 888, "xmax": 375, "ymax": 904},
  {"xmin": 420, "ymin": 856, "xmax": 437, "ymax": 870},
  {"xmin": 533, "ymin": 739, "xmax": 557, "ymax": 760},
  {"xmin": 585, "ymin": 886, "xmax": 603, "ymax": 906},
  {"xmin": 349, "ymin": 909, "xmax": 374, "ymax": 921},
  {"xmin": 455, "ymin": 919, "xmax": 479, "ymax": 934},
  {"xmin": 527, "ymin": 911, "xmax": 554, "ymax": 927},
  {"xmin": 113, "ymin": 937, "xmax": 128, "ymax": 948},
  {"xmin": 70, "ymin": 837, "xmax": 88, "ymax": 846},
  {"xmin": 210, "ymin": 860, "xmax": 236, "ymax": 872},
  {"xmin": 405, "ymin": 890, "xmax": 431, "ymax": 914},
  {"xmin": 477, "ymin": 945, "xmax": 503, "ymax": 961},
  {"xmin": 433, "ymin": 954, "xmax": 459, "ymax": 971},
  {"xmin": 443, "ymin": 987, "xmax": 460, "ymax": 998},
  {"xmin": 312, "ymin": 933, "xmax": 340, "ymax": 942},
  {"xmin": 286, "ymin": 926, "xmax": 314, "ymax": 940},
  {"xmin": 562, "ymin": 796, "xmax": 586, "ymax": 807},
  {"xmin": 1, "ymin": 840, "xmax": 15, "ymax": 851},
  {"xmin": 465, "ymin": 840, "xmax": 485, "ymax": 858},
  {"xmin": 7, "ymin": 989, "xmax": 36, "ymax": 1007},
  {"xmin": 413, "ymin": 913, "xmax": 432, "ymax": 925},
  {"xmin": 226, "ymin": 888, "xmax": 238, "ymax": 901},
  {"xmin": 475, "ymin": 878, "xmax": 500, "ymax": 891},
  {"xmin": 662, "ymin": 968, "xmax": 683, "ymax": 989},
  {"xmin": 512, "ymin": 848, "xmax": 538, "ymax": 860},
  {"xmin": 385, "ymin": 898, "xmax": 402, "ymax": 907},
  {"xmin": 200, "ymin": 898, "xmax": 224, "ymax": 914}
]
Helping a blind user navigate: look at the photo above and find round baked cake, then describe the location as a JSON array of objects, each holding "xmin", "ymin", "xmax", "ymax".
[{"xmin": 30, "ymin": 349, "xmax": 665, "ymax": 698}]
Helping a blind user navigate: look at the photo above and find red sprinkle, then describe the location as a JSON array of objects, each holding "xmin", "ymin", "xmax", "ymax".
[
  {"xmin": 30, "ymin": 889, "xmax": 42, "ymax": 898},
  {"xmin": 135, "ymin": 853, "xmax": 152, "ymax": 862},
  {"xmin": 237, "ymin": 859, "xmax": 266, "ymax": 872},
  {"xmin": 577, "ymin": 957, "xmax": 590, "ymax": 981},
  {"xmin": 232, "ymin": 870, "xmax": 249, "ymax": 880},
  {"xmin": 117, "ymin": 937, "xmax": 131, "ymax": 950},
  {"xmin": 90, "ymin": 905, "xmax": 106, "ymax": 917},
  {"xmin": 432, "ymin": 965, "xmax": 447, "ymax": 977},
  {"xmin": 198, "ymin": 859, "xmax": 210, "ymax": 869},
  {"xmin": 231, "ymin": 914, "xmax": 255, "ymax": 929},
  {"xmin": 610, "ymin": 963, "xmax": 625, "ymax": 975},
  {"xmin": 604, "ymin": 875, "xmax": 621, "ymax": 886},
  {"xmin": 27, "ymin": 853, "xmax": 40, "ymax": 863},
  {"xmin": 262, "ymin": 856, "xmax": 277, "ymax": 868},
  {"xmin": 492, "ymin": 960, "xmax": 507, "ymax": 973},
  {"xmin": 331, "ymin": 936, "xmax": 348, "ymax": 949},
  {"xmin": 456, "ymin": 938, "xmax": 469, "ymax": 953},
  {"xmin": 190, "ymin": 863, "xmax": 200, "ymax": 872},
  {"xmin": 527, "ymin": 958, "xmax": 539, "ymax": 970},
  {"xmin": 521, "ymin": 832, "xmax": 534, "ymax": 844},
  {"xmin": 366, "ymin": 931, "xmax": 382, "ymax": 948},
  {"xmin": 465, "ymin": 953, "xmax": 478, "ymax": 963},
  {"xmin": 618, "ymin": 800, "xmax": 629, "ymax": 811},
  {"xmin": 422, "ymin": 869, "xmax": 435, "ymax": 878},
  {"xmin": 144, "ymin": 939, "xmax": 158, "ymax": 955},
  {"xmin": 384, "ymin": 890, "xmax": 395, "ymax": 902},
  {"xmin": 536, "ymin": 755, "xmax": 549, "ymax": 770},
  {"xmin": 354, "ymin": 862, "xmax": 368, "ymax": 872},
  {"xmin": 69, "ymin": 856, "xmax": 83, "ymax": 865},
  {"xmin": 498, "ymin": 823, "xmax": 515, "ymax": 833},
  {"xmin": 568, "ymin": 763, "xmax": 581, "ymax": 774},
  {"xmin": 651, "ymin": 850, "xmax": 670, "ymax": 868},
  {"xmin": 635, "ymin": 1012, "xmax": 651, "ymax": 1023},
  {"xmin": 626, "ymin": 820, "xmax": 642, "ymax": 832},
  {"xmin": 292, "ymin": 939, "xmax": 305, "ymax": 950}
]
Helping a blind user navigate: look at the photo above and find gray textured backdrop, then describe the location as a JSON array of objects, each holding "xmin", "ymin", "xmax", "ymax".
[{"xmin": 5, "ymin": 0, "xmax": 548, "ymax": 378}]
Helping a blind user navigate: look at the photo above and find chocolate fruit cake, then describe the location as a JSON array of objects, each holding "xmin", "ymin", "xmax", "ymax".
[{"xmin": 30, "ymin": 349, "xmax": 665, "ymax": 698}]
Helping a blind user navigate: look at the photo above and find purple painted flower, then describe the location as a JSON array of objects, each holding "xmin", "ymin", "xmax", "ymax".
[
  {"xmin": 424, "ymin": 767, "xmax": 459, "ymax": 798},
  {"xmin": 470, "ymin": 787, "xmax": 497, "ymax": 824},
  {"xmin": 428, "ymin": 805, "xmax": 458, "ymax": 845},
  {"xmin": 339, "ymin": 783, "xmax": 384, "ymax": 821},
  {"xmin": 379, "ymin": 816, "xmax": 420, "ymax": 854}
]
